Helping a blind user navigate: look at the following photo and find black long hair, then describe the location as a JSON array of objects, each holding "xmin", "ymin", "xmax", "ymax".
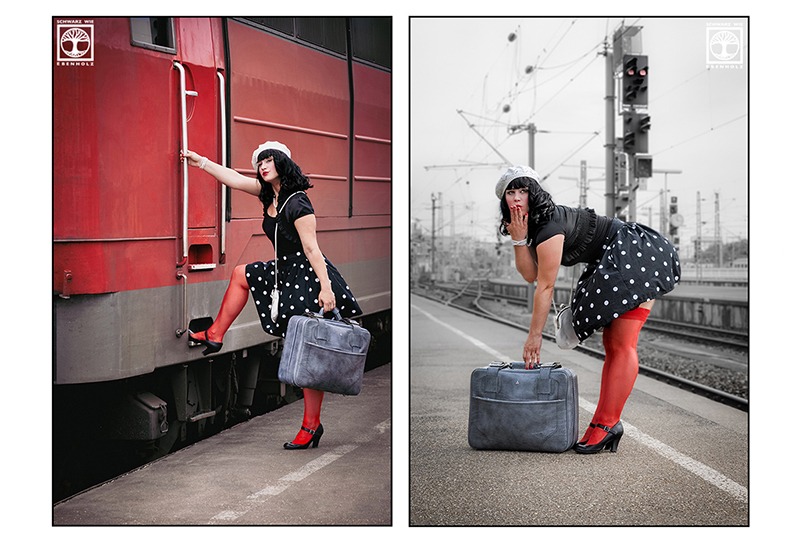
[
  {"xmin": 497, "ymin": 176, "xmax": 556, "ymax": 239},
  {"xmin": 256, "ymin": 149, "xmax": 313, "ymax": 216}
]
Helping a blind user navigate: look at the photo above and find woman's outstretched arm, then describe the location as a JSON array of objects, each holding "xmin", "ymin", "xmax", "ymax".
[{"xmin": 183, "ymin": 150, "xmax": 261, "ymax": 196}]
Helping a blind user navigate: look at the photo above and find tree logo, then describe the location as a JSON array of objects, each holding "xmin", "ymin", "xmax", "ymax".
[
  {"xmin": 706, "ymin": 25, "xmax": 743, "ymax": 67},
  {"xmin": 56, "ymin": 23, "xmax": 94, "ymax": 64}
]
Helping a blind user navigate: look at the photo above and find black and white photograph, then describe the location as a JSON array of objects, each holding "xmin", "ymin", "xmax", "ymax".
[{"xmin": 410, "ymin": 16, "xmax": 748, "ymax": 527}]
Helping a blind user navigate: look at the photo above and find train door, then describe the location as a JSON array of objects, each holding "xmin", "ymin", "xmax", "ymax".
[{"xmin": 171, "ymin": 17, "xmax": 227, "ymax": 270}]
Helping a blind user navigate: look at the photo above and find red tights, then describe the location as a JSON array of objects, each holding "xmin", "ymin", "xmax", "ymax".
[
  {"xmin": 190, "ymin": 264, "xmax": 249, "ymax": 344},
  {"xmin": 189, "ymin": 265, "xmax": 324, "ymax": 444},
  {"xmin": 290, "ymin": 389, "xmax": 325, "ymax": 445},
  {"xmin": 581, "ymin": 307, "xmax": 650, "ymax": 446}
]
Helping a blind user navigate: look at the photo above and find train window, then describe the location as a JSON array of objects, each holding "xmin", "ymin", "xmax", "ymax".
[
  {"xmin": 241, "ymin": 17, "xmax": 347, "ymax": 56},
  {"xmin": 238, "ymin": 16, "xmax": 390, "ymax": 68},
  {"xmin": 295, "ymin": 17, "xmax": 347, "ymax": 55},
  {"xmin": 350, "ymin": 17, "xmax": 391, "ymax": 70},
  {"xmin": 130, "ymin": 17, "xmax": 176, "ymax": 53},
  {"xmin": 243, "ymin": 17, "xmax": 294, "ymax": 37}
]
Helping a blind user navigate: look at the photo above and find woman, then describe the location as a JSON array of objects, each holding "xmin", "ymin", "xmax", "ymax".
[
  {"xmin": 497, "ymin": 165, "xmax": 680, "ymax": 454},
  {"xmin": 182, "ymin": 141, "xmax": 362, "ymax": 450}
]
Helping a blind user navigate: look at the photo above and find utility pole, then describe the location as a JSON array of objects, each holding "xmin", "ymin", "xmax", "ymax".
[
  {"xmin": 714, "ymin": 192, "xmax": 722, "ymax": 267},
  {"xmin": 604, "ymin": 38, "xmax": 616, "ymax": 217},
  {"xmin": 579, "ymin": 160, "xmax": 588, "ymax": 208},
  {"xmin": 508, "ymin": 122, "xmax": 537, "ymax": 169},
  {"xmin": 430, "ymin": 193, "xmax": 437, "ymax": 281},
  {"xmin": 696, "ymin": 191, "xmax": 703, "ymax": 283}
]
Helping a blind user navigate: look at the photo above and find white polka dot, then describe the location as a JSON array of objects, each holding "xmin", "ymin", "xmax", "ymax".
[
  {"xmin": 622, "ymin": 299, "xmax": 628, "ymax": 305},
  {"xmin": 613, "ymin": 286, "xmax": 618, "ymax": 292}
]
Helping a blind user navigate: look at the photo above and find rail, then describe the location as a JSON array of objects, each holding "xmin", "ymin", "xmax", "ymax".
[
  {"xmin": 217, "ymin": 70, "xmax": 227, "ymax": 259},
  {"xmin": 173, "ymin": 61, "xmax": 197, "ymax": 266},
  {"xmin": 413, "ymin": 284, "xmax": 748, "ymax": 411}
]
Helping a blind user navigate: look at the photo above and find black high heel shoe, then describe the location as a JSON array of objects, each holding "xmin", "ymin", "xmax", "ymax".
[
  {"xmin": 188, "ymin": 330, "xmax": 223, "ymax": 356},
  {"xmin": 577, "ymin": 422, "xmax": 596, "ymax": 445},
  {"xmin": 573, "ymin": 421, "xmax": 623, "ymax": 454},
  {"xmin": 283, "ymin": 424, "xmax": 324, "ymax": 450}
]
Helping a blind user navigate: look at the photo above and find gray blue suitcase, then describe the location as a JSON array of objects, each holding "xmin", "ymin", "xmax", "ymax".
[
  {"xmin": 278, "ymin": 308, "xmax": 370, "ymax": 396},
  {"xmin": 468, "ymin": 361, "xmax": 579, "ymax": 452}
]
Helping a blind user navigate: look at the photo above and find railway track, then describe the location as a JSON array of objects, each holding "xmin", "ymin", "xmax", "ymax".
[
  {"xmin": 414, "ymin": 284, "xmax": 748, "ymax": 411},
  {"xmin": 482, "ymin": 290, "xmax": 748, "ymax": 351}
]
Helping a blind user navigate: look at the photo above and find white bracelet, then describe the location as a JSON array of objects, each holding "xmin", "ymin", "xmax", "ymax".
[
  {"xmin": 199, "ymin": 156, "xmax": 208, "ymax": 170},
  {"xmin": 512, "ymin": 238, "xmax": 529, "ymax": 247}
]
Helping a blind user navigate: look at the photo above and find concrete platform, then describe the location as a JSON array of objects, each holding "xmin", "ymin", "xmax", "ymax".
[
  {"xmin": 410, "ymin": 295, "xmax": 747, "ymax": 526},
  {"xmin": 53, "ymin": 364, "xmax": 391, "ymax": 526}
]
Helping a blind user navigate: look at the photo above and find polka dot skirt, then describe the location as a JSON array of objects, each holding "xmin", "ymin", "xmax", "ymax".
[
  {"xmin": 571, "ymin": 222, "xmax": 681, "ymax": 342},
  {"xmin": 245, "ymin": 251, "xmax": 362, "ymax": 338}
]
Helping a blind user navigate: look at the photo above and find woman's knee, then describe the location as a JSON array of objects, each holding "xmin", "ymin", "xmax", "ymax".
[{"xmin": 232, "ymin": 264, "xmax": 248, "ymax": 286}]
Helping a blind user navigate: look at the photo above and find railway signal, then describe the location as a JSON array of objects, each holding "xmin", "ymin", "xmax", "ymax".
[
  {"xmin": 622, "ymin": 54, "xmax": 648, "ymax": 107},
  {"xmin": 669, "ymin": 195, "xmax": 682, "ymax": 247},
  {"xmin": 635, "ymin": 155, "xmax": 652, "ymax": 178},
  {"xmin": 623, "ymin": 112, "xmax": 638, "ymax": 154}
]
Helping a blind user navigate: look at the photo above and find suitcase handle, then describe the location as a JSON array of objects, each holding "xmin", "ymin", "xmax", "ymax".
[{"xmin": 490, "ymin": 361, "xmax": 561, "ymax": 370}]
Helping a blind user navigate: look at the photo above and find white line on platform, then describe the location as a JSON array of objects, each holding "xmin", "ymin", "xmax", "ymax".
[
  {"xmin": 209, "ymin": 419, "xmax": 390, "ymax": 524},
  {"xmin": 412, "ymin": 302, "xmax": 748, "ymax": 504}
]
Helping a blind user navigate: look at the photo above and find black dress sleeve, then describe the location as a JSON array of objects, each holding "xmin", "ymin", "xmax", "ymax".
[
  {"xmin": 533, "ymin": 218, "xmax": 564, "ymax": 247},
  {"xmin": 283, "ymin": 192, "xmax": 315, "ymax": 224}
]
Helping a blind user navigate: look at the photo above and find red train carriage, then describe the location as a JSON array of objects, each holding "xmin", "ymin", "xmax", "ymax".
[{"xmin": 53, "ymin": 17, "xmax": 391, "ymax": 498}]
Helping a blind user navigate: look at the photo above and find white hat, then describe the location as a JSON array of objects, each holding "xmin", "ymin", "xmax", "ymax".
[
  {"xmin": 495, "ymin": 165, "xmax": 541, "ymax": 199},
  {"xmin": 251, "ymin": 141, "xmax": 292, "ymax": 171}
]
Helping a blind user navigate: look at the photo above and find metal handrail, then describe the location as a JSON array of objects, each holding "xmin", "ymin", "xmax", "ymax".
[
  {"xmin": 173, "ymin": 61, "xmax": 197, "ymax": 265},
  {"xmin": 217, "ymin": 70, "xmax": 227, "ymax": 258}
]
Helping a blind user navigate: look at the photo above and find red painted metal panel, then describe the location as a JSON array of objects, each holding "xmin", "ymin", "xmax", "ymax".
[
  {"xmin": 54, "ymin": 18, "xmax": 227, "ymax": 295},
  {"xmin": 227, "ymin": 20, "xmax": 351, "ymax": 220}
]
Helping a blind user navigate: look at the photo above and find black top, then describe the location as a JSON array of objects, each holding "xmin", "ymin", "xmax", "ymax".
[
  {"xmin": 262, "ymin": 192, "xmax": 315, "ymax": 256},
  {"xmin": 532, "ymin": 205, "xmax": 621, "ymax": 266}
]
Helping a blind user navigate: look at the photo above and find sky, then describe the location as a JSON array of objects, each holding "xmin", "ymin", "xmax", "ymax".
[{"xmin": 410, "ymin": 17, "xmax": 748, "ymax": 259}]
